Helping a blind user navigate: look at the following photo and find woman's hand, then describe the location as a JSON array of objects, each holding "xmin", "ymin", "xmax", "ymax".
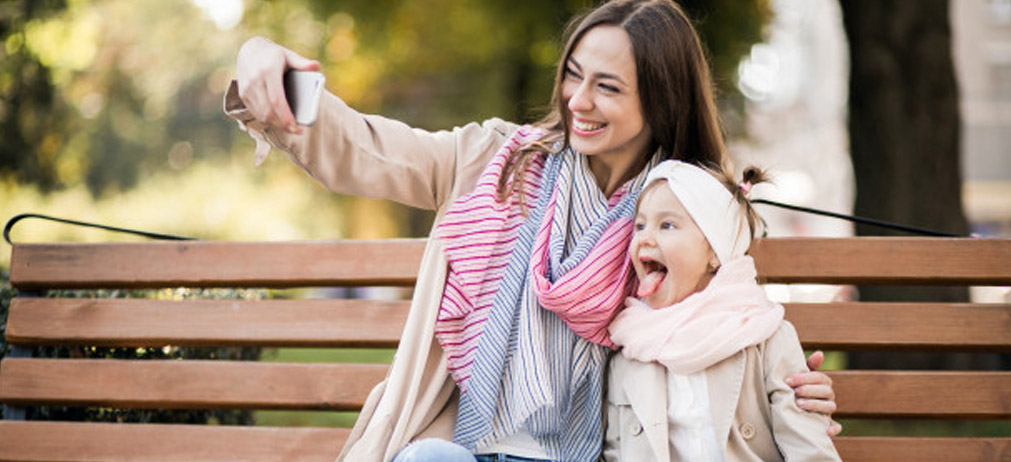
[
  {"xmin": 235, "ymin": 36, "xmax": 320, "ymax": 133},
  {"xmin": 788, "ymin": 350, "xmax": 843, "ymax": 436}
]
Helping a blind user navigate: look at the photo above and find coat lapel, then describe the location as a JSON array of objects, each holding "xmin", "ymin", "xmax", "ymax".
[
  {"xmin": 620, "ymin": 358, "xmax": 671, "ymax": 462},
  {"xmin": 705, "ymin": 350, "xmax": 746, "ymax": 446}
]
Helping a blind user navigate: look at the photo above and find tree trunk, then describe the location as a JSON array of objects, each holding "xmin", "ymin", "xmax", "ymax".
[{"xmin": 840, "ymin": 1, "xmax": 999, "ymax": 370}]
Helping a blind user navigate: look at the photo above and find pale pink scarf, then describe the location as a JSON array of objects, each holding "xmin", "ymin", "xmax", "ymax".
[{"xmin": 608, "ymin": 256, "xmax": 784, "ymax": 375}]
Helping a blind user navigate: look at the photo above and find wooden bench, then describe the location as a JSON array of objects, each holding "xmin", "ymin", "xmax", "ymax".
[{"xmin": 1, "ymin": 237, "xmax": 1009, "ymax": 462}]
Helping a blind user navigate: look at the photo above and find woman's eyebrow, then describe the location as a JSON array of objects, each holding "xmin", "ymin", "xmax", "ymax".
[{"xmin": 568, "ymin": 58, "xmax": 628, "ymax": 86}]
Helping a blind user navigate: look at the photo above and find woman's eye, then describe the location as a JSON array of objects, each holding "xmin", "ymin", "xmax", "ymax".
[
  {"xmin": 599, "ymin": 83, "xmax": 620, "ymax": 93},
  {"xmin": 564, "ymin": 67, "xmax": 581, "ymax": 80}
]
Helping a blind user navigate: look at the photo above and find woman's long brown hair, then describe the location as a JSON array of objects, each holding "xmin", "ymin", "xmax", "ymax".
[{"xmin": 497, "ymin": 0, "xmax": 730, "ymax": 204}]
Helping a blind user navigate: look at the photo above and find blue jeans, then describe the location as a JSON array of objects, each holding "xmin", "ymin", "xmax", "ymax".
[
  {"xmin": 474, "ymin": 454, "xmax": 555, "ymax": 462},
  {"xmin": 392, "ymin": 439, "xmax": 556, "ymax": 462},
  {"xmin": 393, "ymin": 439, "xmax": 477, "ymax": 462}
]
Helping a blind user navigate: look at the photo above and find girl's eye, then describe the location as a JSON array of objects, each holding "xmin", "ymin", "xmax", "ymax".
[
  {"xmin": 634, "ymin": 222, "xmax": 645, "ymax": 231},
  {"xmin": 660, "ymin": 221, "xmax": 675, "ymax": 230}
]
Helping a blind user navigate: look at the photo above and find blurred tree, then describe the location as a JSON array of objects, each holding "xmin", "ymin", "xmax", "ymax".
[
  {"xmin": 841, "ymin": 1, "xmax": 1000, "ymax": 370},
  {"xmin": 0, "ymin": 0, "xmax": 69, "ymax": 191}
]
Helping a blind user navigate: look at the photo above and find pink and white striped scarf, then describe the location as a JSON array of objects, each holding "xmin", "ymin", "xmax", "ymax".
[{"xmin": 434, "ymin": 126, "xmax": 636, "ymax": 389}]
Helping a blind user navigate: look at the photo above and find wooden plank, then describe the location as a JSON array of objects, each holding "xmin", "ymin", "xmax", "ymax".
[
  {"xmin": 0, "ymin": 358, "xmax": 386, "ymax": 410},
  {"xmin": 10, "ymin": 298, "xmax": 1008, "ymax": 352},
  {"xmin": 9, "ymin": 240, "xmax": 427, "ymax": 290},
  {"xmin": 6, "ymin": 298, "xmax": 408, "ymax": 348},
  {"xmin": 0, "ymin": 421, "xmax": 347, "ymax": 462},
  {"xmin": 751, "ymin": 237, "xmax": 1011, "ymax": 285},
  {"xmin": 834, "ymin": 436, "xmax": 1011, "ymax": 462},
  {"xmin": 786, "ymin": 302, "xmax": 1011, "ymax": 352},
  {"xmin": 829, "ymin": 371, "xmax": 1011, "ymax": 419},
  {"xmin": 0, "ymin": 422, "xmax": 1008, "ymax": 462}
]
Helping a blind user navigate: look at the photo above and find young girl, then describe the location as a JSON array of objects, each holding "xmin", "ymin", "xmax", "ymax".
[
  {"xmin": 228, "ymin": 1, "xmax": 839, "ymax": 460},
  {"xmin": 604, "ymin": 160, "xmax": 842, "ymax": 462}
]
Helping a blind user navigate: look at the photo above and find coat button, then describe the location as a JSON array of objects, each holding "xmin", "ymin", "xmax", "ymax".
[
  {"xmin": 740, "ymin": 422, "xmax": 756, "ymax": 440},
  {"xmin": 628, "ymin": 420, "xmax": 643, "ymax": 436}
]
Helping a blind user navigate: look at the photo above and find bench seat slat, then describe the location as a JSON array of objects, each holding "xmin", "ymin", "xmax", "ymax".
[
  {"xmin": 0, "ymin": 421, "xmax": 1007, "ymax": 462},
  {"xmin": 830, "ymin": 370, "xmax": 1011, "ymax": 419},
  {"xmin": 8, "ymin": 299, "xmax": 1011, "ymax": 352},
  {"xmin": 0, "ymin": 421, "xmax": 348, "ymax": 462},
  {"xmin": 6, "ymin": 298, "xmax": 409, "ymax": 348},
  {"xmin": 10, "ymin": 240, "xmax": 426, "ymax": 290},
  {"xmin": 0, "ymin": 358, "xmax": 384, "ymax": 410}
]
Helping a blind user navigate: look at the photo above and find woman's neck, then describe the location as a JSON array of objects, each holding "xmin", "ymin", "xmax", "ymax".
[{"xmin": 588, "ymin": 152, "xmax": 650, "ymax": 197}]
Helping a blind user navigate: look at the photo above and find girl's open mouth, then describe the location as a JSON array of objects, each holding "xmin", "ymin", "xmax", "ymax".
[{"xmin": 637, "ymin": 259, "xmax": 668, "ymax": 298}]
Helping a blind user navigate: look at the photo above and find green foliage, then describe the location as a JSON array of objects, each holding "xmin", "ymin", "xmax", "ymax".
[
  {"xmin": 0, "ymin": 0, "xmax": 772, "ymax": 200},
  {"xmin": 0, "ymin": 270, "xmax": 12, "ymax": 359}
]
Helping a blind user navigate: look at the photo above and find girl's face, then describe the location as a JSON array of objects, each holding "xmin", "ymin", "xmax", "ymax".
[
  {"xmin": 630, "ymin": 182, "xmax": 718, "ymax": 308},
  {"xmin": 562, "ymin": 25, "xmax": 652, "ymax": 170}
]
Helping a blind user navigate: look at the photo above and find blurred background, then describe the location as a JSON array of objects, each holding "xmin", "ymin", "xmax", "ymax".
[
  {"xmin": 2, "ymin": 0, "xmax": 1009, "ymax": 254},
  {"xmin": 0, "ymin": 0, "xmax": 1008, "ymax": 432}
]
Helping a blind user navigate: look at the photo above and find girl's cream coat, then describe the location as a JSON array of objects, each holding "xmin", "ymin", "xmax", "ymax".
[
  {"xmin": 226, "ymin": 83, "xmax": 516, "ymax": 462},
  {"xmin": 603, "ymin": 322, "xmax": 840, "ymax": 462}
]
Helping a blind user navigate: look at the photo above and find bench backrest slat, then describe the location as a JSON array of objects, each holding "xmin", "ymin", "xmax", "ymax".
[
  {"xmin": 751, "ymin": 237, "xmax": 1011, "ymax": 284},
  {"xmin": 9, "ymin": 240, "xmax": 426, "ymax": 290},
  {"xmin": 0, "ymin": 422, "xmax": 1003, "ymax": 462},
  {"xmin": 0, "ymin": 358, "xmax": 384, "ymax": 410},
  {"xmin": 7, "ymin": 298, "xmax": 1010, "ymax": 352},
  {"xmin": 10, "ymin": 238, "xmax": 1011, "ymax": 290},
  {"xmin": 787, "ymin": 302, "xmax": 1011, "ymax": 352},
  {"xmin": 6, "ymin": 298, "xmax": 409, "ymax": 348},
  {"xmin": 3, "ymin": 357, "xmax": 1008, "ymax": 419},
  {"xmin": 0, "ymin": 421, "xmax": 349, "ymax": 462}
]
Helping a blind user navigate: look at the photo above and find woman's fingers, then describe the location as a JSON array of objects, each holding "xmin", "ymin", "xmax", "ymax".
[
  {"xmin": 788, "ymin": 370, "xmax": 836, "ymax": 416},
  {"xmin": 827, "ymin": 419, "xmax": 843, "ymax": 437},
  {"xmin": 806, "ymin": 350, "xmax": 825, "ymax": 371}
]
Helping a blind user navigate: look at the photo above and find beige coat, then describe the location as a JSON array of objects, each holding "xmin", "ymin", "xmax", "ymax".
[
  {"xmin": 602, "ymin": 322, "xmax": 840, "ymax": 462},
  {"xmin": 225, "ymin": 83, "xmax": 516, "ymax": 462}
]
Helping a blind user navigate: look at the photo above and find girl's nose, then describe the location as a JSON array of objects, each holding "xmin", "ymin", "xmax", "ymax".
[{"xmin": 635, "ymin": 228, "xmax": 657, "ymax": 246}]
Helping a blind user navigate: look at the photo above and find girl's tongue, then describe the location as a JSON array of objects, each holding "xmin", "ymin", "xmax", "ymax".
[{"xmin": 636, "ymin": 268, "xmax": 666, "ymax": 298}]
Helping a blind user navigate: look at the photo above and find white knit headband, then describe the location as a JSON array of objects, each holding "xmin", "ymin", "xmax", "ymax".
[{"xmin": 642, "ymin": 160, "xmax": 751, "ymax": 264}]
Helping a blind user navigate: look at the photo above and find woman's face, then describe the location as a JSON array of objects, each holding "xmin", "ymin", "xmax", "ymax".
[
  {"xmin": 630, "ymin": 182, "xmax": 717, "ymax": 308},
  {"xmin": 562, "ymin": 25, "xmax": 651, "ymax": 169}
]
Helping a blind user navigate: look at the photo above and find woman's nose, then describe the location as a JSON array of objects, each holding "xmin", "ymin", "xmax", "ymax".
[{"xmin": 567, "ymin": 82, "xmax": 593, "ymax": 113}]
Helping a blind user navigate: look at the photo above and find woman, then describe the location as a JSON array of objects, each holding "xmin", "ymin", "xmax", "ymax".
[{"xmin": 226, "ymin": 1, "xmax": 839, "ymax": 461}]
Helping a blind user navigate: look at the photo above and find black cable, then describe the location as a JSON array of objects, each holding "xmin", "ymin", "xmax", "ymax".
[
  {"xmin": 3, "ymin": 213, "xmax": 196, "ymax": 245},
  {"xmin": 751, "ymin": 198, "xmax": 961, "ymax": 237},
  {"xmin": 3, "ymin": 198, "xmax": 961, "ymax": 245}
]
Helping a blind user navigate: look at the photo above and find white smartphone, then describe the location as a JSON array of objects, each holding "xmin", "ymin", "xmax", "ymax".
[{"xmin": 283, "ymin": 70, "xmax": 325, "ymax": 126}]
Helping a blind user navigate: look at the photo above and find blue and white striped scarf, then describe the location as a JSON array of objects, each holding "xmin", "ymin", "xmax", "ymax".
[{"xmin": 454, "ymin": 150, "xmax": 656, "ymax": 461}]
